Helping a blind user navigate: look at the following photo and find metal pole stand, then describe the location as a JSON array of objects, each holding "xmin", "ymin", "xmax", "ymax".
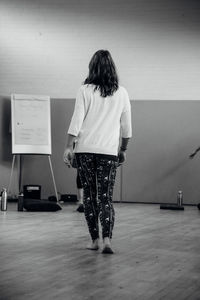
[
  {"xmin": 7, "ymin": 154, "xmax": 16, "ymax": 196},
  {"xmin": 48, "ymin": 155, "xmax": 59, "ymax": 202}
]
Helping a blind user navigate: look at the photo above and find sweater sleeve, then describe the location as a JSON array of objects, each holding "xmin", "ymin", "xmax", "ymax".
[
  {"xmin": 68, "ymin": 87, "xmax": 86, "ymax": 136},
  {"xmin": 120, "ymin": 90, "xmax": 132, "ymax": 138}
]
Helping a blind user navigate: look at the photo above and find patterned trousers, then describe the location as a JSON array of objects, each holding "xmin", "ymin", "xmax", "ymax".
[{"xmin": 75, "ymin": 153, "xmax": 117, "ymax": 240}]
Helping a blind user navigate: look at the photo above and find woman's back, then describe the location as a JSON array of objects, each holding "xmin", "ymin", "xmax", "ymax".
[{"xmin": 69, "ymin": 84, "xmax": 132, "ymax": 156}]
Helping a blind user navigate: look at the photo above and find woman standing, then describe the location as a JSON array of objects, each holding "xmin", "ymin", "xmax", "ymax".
[{"xmin": 63, "ymin": 50, "xmax": 132, "ymax": 254}]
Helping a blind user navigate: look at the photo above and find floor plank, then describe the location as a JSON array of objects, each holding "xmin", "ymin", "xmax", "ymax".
[{"xmin": 0, "ymin": 203, "xmax": 200, "ymax": 300}]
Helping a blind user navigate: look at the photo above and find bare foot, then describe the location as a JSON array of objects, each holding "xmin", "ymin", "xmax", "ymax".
[
  {"xmin": 86, "ymin": 239, "xmax": 99, "ymax": 250},
  {"xmin": 102, "ymin": 237, "xmax": 114, "ymax": 254}
]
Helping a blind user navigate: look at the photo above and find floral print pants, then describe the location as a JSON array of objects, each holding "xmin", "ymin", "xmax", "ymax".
[{"xmin": 75, "ymin": 153, "xmax": 117, "ymax": 240}]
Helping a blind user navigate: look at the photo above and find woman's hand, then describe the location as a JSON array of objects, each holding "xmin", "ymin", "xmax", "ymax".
[
  {"xmin": 118, "ymin": 150, "xmax": 126, "ymax": 166},
  {"xmin": 63, "ymin": 147, "xmax": 73, "ymax": 167}
]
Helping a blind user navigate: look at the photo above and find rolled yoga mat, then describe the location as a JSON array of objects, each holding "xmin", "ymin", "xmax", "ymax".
[{"xmin": 160, "ymin": 204, "xmax": 184, "ymax": 210}]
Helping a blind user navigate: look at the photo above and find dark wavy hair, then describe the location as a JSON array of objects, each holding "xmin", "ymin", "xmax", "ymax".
[{"xmin": 84, "ymin": 50, "xmax": 119, "ymax": 97}]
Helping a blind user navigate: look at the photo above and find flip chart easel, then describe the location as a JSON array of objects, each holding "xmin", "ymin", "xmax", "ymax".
[{"xmin": 8, "ymin": 93, "xmax": 58, "ymax": 201}]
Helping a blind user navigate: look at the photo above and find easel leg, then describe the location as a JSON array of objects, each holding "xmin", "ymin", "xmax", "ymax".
[
  {"xmin": 48, "ymin": 155, "xmax": 59, "ymax": 202},
  {"xmin": 120, "ymin": 165, "xmax": 123, "ymax": 203},
  {"xmin": 18, "ymin": 154, "xmax": 23, "ymax": 193},
  {"xmin": 7, "ymin": 155, "xmax": 16, "ymax": 195}
]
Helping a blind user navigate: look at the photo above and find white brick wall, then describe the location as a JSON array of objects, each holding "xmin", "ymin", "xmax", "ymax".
[{"xmin": 0, "ymin": 0, "xmax": 200, "ymax": 100}]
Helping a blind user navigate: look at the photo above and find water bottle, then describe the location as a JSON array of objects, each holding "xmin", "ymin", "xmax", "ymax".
[
  {"xmin": 177, "ymin": 190, "xmax": 183, "ymax": 207},
  {"xmin": 18, "ymin": 192, "xmax": 24, "ymax": 211},
  {"xmin": 1, "ymin": 188, "xmax": 8, "ymax": 211}
]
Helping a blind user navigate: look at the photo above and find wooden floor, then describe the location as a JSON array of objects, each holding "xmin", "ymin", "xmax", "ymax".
[{"xmin": 0, "ymin": 202, "xmax": 200, "ymax": 300}]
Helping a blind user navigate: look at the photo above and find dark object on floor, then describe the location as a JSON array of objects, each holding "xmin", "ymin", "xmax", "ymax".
[
  {"xmin": 77, "ymin": 203, "xmax": 84, "ymax": 212},
  {"xmin": 23, "ymin": 185, "xmax": 41, "ymax": 199},
  {"xmin": 48, "ymin": 195, "xmax": 57, "ymax": 202},
  {"xmin": 160, "ymin": 204, "xmax": 184, "ymax": 210},
  {"xmin": 197, "ymin": 203, "xmax": 200, "ymax": 210},
  {"xmin": 17, "ymin": 193, "xmax": 24, "ymax": 211},
  {"xmin": 23, "ymin": 199, "xmax": 62, "ymax": 212},
  {"xmin": 60, "ymin": 194, "xmax": 78, "ymax": 202},
  {"xmin": 102, "ymin": 246, "xmax": 114, "ymax": 254}
]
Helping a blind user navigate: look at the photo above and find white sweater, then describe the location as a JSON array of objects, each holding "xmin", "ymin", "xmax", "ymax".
[{"xmin": 68, "ymin": 84, "xmax": 132, "ymax": 156}]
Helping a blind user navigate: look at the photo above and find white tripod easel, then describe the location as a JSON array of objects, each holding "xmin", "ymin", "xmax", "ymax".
[{"xmin": 9, "ymin": 93, "xmax": 58, "ymax": 202}]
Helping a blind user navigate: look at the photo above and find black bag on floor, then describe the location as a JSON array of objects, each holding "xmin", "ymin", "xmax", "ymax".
[{"xmin": 23, "ymin": 198, "xmax": 62, "ymax": 212}]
